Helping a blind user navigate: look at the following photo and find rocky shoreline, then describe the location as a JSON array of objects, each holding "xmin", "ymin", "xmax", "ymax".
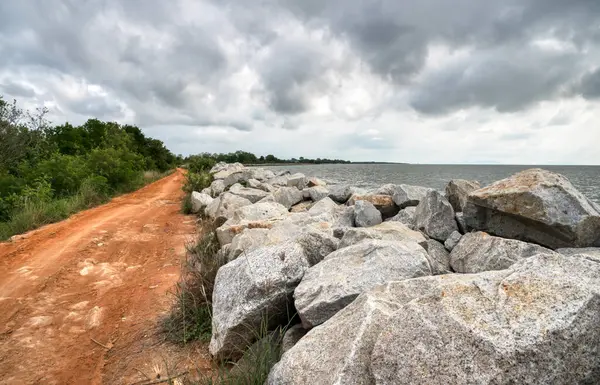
[{"xmin": 190, "ymin": 162, "xmax": 600, "ymax": 384}]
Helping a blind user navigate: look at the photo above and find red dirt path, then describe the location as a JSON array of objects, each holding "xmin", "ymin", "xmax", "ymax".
[{"xmin": 0, "ymin": 169, "xmax": 211, "ymax": 384}]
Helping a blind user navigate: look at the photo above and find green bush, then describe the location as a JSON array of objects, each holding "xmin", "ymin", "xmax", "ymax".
[
  {"xmin": 183, "ymin": 171, "xmax": 213, "ymax": 194},
  {"xmin": 33, "ymin": 153, "xmax": 91, "ymax": 196},
  {"xmin": 86, "ymin": 147, "xmax": 145, "ymax": 192}
]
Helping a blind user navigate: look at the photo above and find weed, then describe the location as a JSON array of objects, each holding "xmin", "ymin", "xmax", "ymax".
[{"xmin": 163, "ymin": 221, "xmax": 223, "ymax": 343}]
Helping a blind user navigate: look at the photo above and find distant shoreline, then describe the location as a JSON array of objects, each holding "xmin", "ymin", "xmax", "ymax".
[{"xmin": 247, "ymin": 162, "xmax": 409, "ymax": 166}]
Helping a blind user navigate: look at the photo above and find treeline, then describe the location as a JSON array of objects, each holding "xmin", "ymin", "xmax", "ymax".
[
  {"xmin": 0, "ymin": 96, "xmax": 179, "ymax": 239},
  {"xmin": 186, "ymin": 151, "xmax": 351, "ymax": 166}
]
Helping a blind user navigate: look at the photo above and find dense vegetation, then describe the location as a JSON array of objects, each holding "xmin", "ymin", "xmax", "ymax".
[
  {"xmin": 0, "ymin": 96, "xmax": 180, "ymax": 239},
  {"xmin": 187, "ymin": 151, "xmax": 350, "ymax": 165}
]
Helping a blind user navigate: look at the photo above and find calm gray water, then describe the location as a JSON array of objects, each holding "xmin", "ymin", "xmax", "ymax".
[{"xmin": 266, "ymin": 164, "xmax": 600, "ymax": 204}]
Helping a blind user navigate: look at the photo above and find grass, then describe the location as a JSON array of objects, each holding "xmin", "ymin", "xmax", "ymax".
[
  {"xmin": 162, "ymin": 220, "xmax": 223, "ymax": 343},
  {"xmin": 0, "ymin": 169, "xmax": 174, "ymax": 241}
]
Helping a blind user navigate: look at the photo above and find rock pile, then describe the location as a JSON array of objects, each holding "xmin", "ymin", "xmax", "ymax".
[{"xmin": 195, "ymin": 163, "xmax": 600, "ymax": 383}]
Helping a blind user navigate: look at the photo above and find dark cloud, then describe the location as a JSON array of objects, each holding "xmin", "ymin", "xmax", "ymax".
[
  {"xmin": 0, "ymin": 81, "xmax": 36, "ymax": 98},
  {"xmin": 578, "ymin": 68, "xmax": 600, "ymax": 100}
]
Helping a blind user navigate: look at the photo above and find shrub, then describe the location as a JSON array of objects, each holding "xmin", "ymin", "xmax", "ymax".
[
  {"xmin": 86, "ymin": 148, "xmax": 145, "ymax": 192},
  {"xmin": 33, "ymin": 153, "xmax": 91, "ymax": 196},
  {"xmin": 183, "ymin": 171, "xmax": 213, "ymax": 194}
]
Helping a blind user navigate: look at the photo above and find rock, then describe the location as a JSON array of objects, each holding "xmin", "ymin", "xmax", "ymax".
[
  {"xmin": 450, "ymin": 231, "xmax": 554, "ymax": 273},
  {"xmin": 210, "ymin": 179, "xmax": 226, "ymax": 197},
  {"xmin": 557, "ymin": 247, "xmax": 600, "ymax": 260},
  {"xmin": 305, "ymin": 186, "xmax": 329, "ymax": 202},
  {"xmin": 223, "ymin": 171, "xmax": 247, "ymax": 188},
  {"xmin": 422, "ymin": 239, "xmax": 452, "ymax": 274},
  {"xmin": 444, "ymin": 230, "xmax": 462, "ymax": 251},
  {"xmin": 414, "ymin": 190, "xmax": 458, "ymax": 242},
  {"xmin": 392, "ymin": 184, "xmax": 435, "ymax": 209},
  {"xmin": 307, "ymin": 197, "xmax": 337, "ymax": 216},
  {"xmin": 372, "ymin": 183, "xmax": 398, "ymax": 196},
  {"xmin": 445, "ymin": 179, "xmax": 481, "ymax": 212},
  {"xmin": 339, "ymin": 222, "xmax": 426, "ymax": 249},
  {"xmin": 204, "ymin": 196, "xmax": 220, "ymax": 219},
  {"xmin": 228, "ymin": 183, "xmax": 269, "ymax": 203},
  {"xmin": 211, "ymin": 162, "xmax": 245, "ymax": 179},
  {"xmin": 294, "ymin": 240, "xmax": 432, "ymax": 328},
  {"xmin": 215, "ymin": 202, "xmax": 289, "ymax": 246},
  {"xmin": 464, "ymin": 168, "xmax": 600, "ymax": 249},
  {"xmin": 307, "ymin": 177, "xmax": 326, "ymax": 187},
  {"xmin": 201, "ymin": 187, "xmax": 211, "ymax": 196},
  {"xmin": 210, "ymin": 241, "xmax": 316, "ymax": 360},
  {"xmin": 281, "ymin": 324, "xmax": 308, "ymax": 354},
  {"xmin": 334, "ymin": 205, "xmax": 356, "ymax": 228},
  {"xmin": 455, "ymin": 212, "xmax": 467, "ymax": 233},
  {"xmin": 266, "ymin": 174, "xmax": 290, "ymax": 187},
  {"xmin": 290, "ymin": 201, "xmax": 313, "ymax": 213},
  {"xmin": 210, "ymin": 192, "xmax": 252, "ymax": 226},
  {"xmin": 287, "ymin": 173, "xmax": 307, "ymax": 189},
  {"xmin": 247, "ymin": 178, "xmax": 262, "ymax": 189},
  {"xmin": 271, "ymin": 253, "xmax": 600, "ymax": 385},
  {"xmin": 272, "ymin": 187, "xmax": 304, "ymax": 209},
  {"xmin": 385, "ymin": 206, "xmax": 416, "ymax": 228},
  {"xmin": 248, "ymin": 167, "xmax": 275, "ymax": 182},
  {"xmin": 227, "ymin": 228, "xmax": 270, "ymax": 261},
  {"xmin": 354, "ymin": 200, "xmax": 382, "ymax": 227},
  {"xmin": 328, "ymin": 185, "xmax": 353, "ymax": 204},
  {"xmin": 190, "ymin": 191, "xmax": 213, "ymax": 213},
  {"xmin": 296, "ymin": 230, "xmax": 339, "ymax": 266},
  {"xmin": 348, "ymin": 194, "xmax": 399, "ymax": 219}
]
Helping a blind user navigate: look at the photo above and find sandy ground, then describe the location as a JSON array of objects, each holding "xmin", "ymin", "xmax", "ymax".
[{"xmin": 0, "ymin": 169, "xmax": 211, "ymax": 384}]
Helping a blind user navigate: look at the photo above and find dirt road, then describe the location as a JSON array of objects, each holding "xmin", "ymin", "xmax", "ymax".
[{"xmin": 0, "ymin": 170, "xmax": 210, "ymax": 384}]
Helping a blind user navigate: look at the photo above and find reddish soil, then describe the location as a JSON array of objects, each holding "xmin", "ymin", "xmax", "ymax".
[{"xmin": 0, "ymin": 169, "xmax": 211, "ymax": 384}]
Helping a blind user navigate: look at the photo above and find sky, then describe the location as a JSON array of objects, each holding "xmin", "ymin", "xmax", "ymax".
[{"xmin": 1, "ymin": 1, "xmax": 600, "ymax": 164}]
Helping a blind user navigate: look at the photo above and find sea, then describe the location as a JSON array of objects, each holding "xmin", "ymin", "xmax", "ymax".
[{"xmin": 265, "ymin": 164, "xmax": 600, "ymax": 204}]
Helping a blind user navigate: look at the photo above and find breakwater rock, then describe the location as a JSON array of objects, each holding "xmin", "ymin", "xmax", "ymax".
[{"xmin": 198, "ymin": 162, "xmax": 600, "ymax": 383}]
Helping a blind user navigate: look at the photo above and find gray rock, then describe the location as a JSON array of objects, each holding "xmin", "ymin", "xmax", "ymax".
[
  {"xmin": 190, "ymin": 191, "xmax": 213, "ymax": 213},
  {"xmin": 392, "ymin": 184, "xmax": 435, "ymax": 209},
  {"xmin": 450, "ymin": 231, "xmax": 554, "ymax": 273},
  {"xmin": 557, "ymin": 247, "xmax": 600, "ymax": 259},
  {"xmin": 464, "ymin": 168, "xmax": 600, "ymax": 249},
  {"xmin": 248, "ymin": 167, "xmax": 275, "ymax": 182},
  {"xmin": 328, "ymin": 185, "xmax": 353, "ymax": 203},
  {"xmin": 204, "ymin": 196, "xmax": 220, "ymax": 220},
  {"xmin": 228, "ymin": 183, "xmax": 269, "ymax": 203},
  {"xmin": 215, "ymin": 202, "xmax": 289, "ymax": 246},
  {"xmin": 385, "ymin": 206, "xmax": 417, "ymax": 228},
  {"xmin": 290, "ymin": 201, "xmax": 313, "ymax": 213},
  {"xmin": 247, "ymin": 178, "xmax": 262, "ymax": 189},
  {"xmin": 210, "ymin": 179, "xmax": 226, "ymax": 197},
  {"xmin": 306, "ymin": 196, "xmax": 337, "ymax": 216},
  {"xmin": 223, "ymin": 171, "xmax": 247, "ymax": 188},
  {"xmin": 444, "ymin": 230, "xmax": 462, "ymax": 251},
  {"xmin": 354, "ymin": 200, "xmax": 382, "ymax": 227},
  {"xmin": 333, "ymin": 205, "xmax": 355, "ymax": 228},
  {"xmin": 305, "ymin": 186, "xmax": 329, "ymax": 202},
  {"xmin": 287, "ymin": 173, "xmax": 308, "ymax": 189},
  {"xmin": 211, "ymin": 162, "xmax": 245, "ymax": 180},
  {"xmin": 266, "ymin": 174, "xmax": 290, "ymax": 187},
  {"xmin": 270, "ymin": 253, "xmax": 600, "ymax": 385},
  {"xmin": 272, "ymin": 187, "xmax": 304, "ymax": 209},
  {"xmin": 307, "ymin": 177, "xmax": 326, "ymax": 187},
  {"xmin": 294, "ymin": 240, "xmax": 432, "ymax": 328},
  {"xmin": 210, "ymin": 192, "xmax": 253, "ymax": 226},
  {"xmin": 422, "ymin": 239, "xmax": 452, "ymax": 274},
  {"xmin": 281, "ymin": 324, "xmax": 308, "ymax": 354},
  {"xmin": 296, "ymin": 230, "xmax": 339, "ymax": 266},
  {"xmin": 414, "ymin": 190, "xmax": 458, "ymax": 242},
  {"xmin": 455, "ymin": 212, "xmax": 467, "ymax": 233},
  {"xmin": 348, "ymin": 194, "xmax": 399, "ymax": 219},
  {"xmin": 227, "ymin": 228, "xmax": 271, "ymax": 261},
  {"xmin": 210, "ymin": 241, "xmax": 315, "ymax": 360},
  {"xmin": 445, "ymin": 179, "xmax": 481, "ymax": 212},
  {"xmin": 372, "ymin": 183, "xmax": 398, "ymax": 196},
  {"xmin": 339, "ymin": 221, "xmax": 426, "ymax": 249},
  {"xmin": 201, "ymin": 187, "xmax": 211, "ymax": 196}
]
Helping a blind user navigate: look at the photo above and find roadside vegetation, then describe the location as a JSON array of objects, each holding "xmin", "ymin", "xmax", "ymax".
[{"xmin": 0, "ymin": 96, "xmax": 181, "ymax": 240}]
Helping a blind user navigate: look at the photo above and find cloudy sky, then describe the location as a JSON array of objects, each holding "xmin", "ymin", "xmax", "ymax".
[{"xmin": 1, "ymin": 1, "xmax": 599, "ymax": 164}]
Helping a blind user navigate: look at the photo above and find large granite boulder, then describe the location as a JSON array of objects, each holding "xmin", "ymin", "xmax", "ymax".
[
  {"xmin": 422, "ymin": 239, "xmax": 452, "ymax": 274},
  {"xmin": 464, "ymin": 168, "xmax": 600, "ymax": 249},
  {"xmin": 215, "ymin": 202, "xmax": 289, "ymax": 246},
  {"xmin": 557, "ymin": 247, "xmax": 600, "ymax": 262},
  {"xmin": 414, "ymin": 190, "xmax": 458, "ymax": 242},
  {"xmin": 211, "ymin": 162, "xmax": 245, "ymax": 180},
  {"xmin": 338, "ymin": 222, "xmax": 426, "ymax": 249},
  {"xmin": 267, "ymin": 174, "xmax": 290, "ymax": 187},
  {"xmin": 385, "ymin": 206, "xmax": 417, "ymax": 228},
  {"xmin": 271, "ymin": 187, "xmax": 304, "ymax": 209},
  {"xmin": 210, "ymin": 179, "xmax": 226, "ymax": 197},
  {"xmin": 307, "ymin": 177, "xmax": 326, "ymax": 187},
  {"xmin": 354, "ymin": 200, "xmax": 382, "ymax": 227},
  {"xmin": 444, "ymin": 230, "xmax": 462, "ymax": 251},
  {"xmin": 287, "ymin": 173, "xmax": 308, "ymax": 189},
  {"xmin": 445, "ymin": 179, "xmax": 481, "ymax": 212},
  {"xmin": 248, "ymin": 167, "xmax": 275, "ymax": 182},
  {"xmin": 294, "ymin": 240, "xmax": 432, "ymax": 328},
  {"xmin": 305, "ymin": 186, "xmax": 329, "ymax": 202},
  {"xmin": 190, "ymin": 191, "xmax": 213, "ymax": 213},
  {"xmin": 269, "ymin": 253, "xmax": 600, "ymax": 384},
  {"xmin": 348, "ymin": 194, "xmax": 399, "ymax": 219},
  {"xmin": 281, "ymin": 324, "xmax": 308, "ymax": 354},
  {"xmin": 208, "ymin": 192, "xmax": 253, "ymax": 225},
  {"xmin": 392, "ymin": 184, "xmax": 435, "ymax": 209},
  {"xmin": 328, "ymin": 185, "xmax": 354, "ymax": 204},
  {"xmin": 228, "ymin": 183, "xmax": 269, "ymax": 203},
  {"xmin": 210, "ymin": 241, "xmax": 319, "ymax": 360},
  {"xmin": 450, "ymin": 231, "xmax": 554, "ymax": 273}
]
